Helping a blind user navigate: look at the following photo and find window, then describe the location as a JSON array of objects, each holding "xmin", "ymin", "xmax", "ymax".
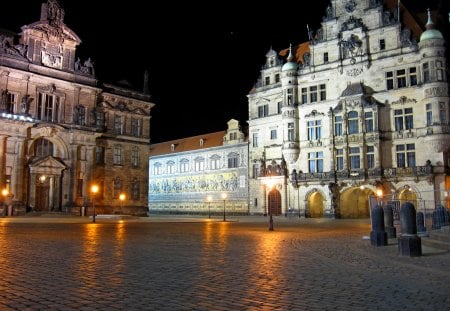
[
  {"xmin": 113, "ymin": 177, "xmax": 122, "ymax": 199},
  {"xmin": 349, "ymin": 147, "xmax": 360, "ymax": 169},
  {"xmin": 348, "ymin": 111, "xmax": 359, "ymax": 134},
  {"xmin": 275, "ymin": 74, "xmax": 280, "ymax": 83},
  {"xmin": 34, "ymin": 138, "xmax": 54, "ymax": 158},
  {"xmin": 2, "ymin": 92, "xmax": 17, "ymax": 114},
  {"xmin": 270, "ymin": 129, "xmax": 277, "ymax": 140},
  {"xmin": 323, "ymin": 52, "xmax": 329, "ymax": 63},
  {"xmin": 180, "ymin": 159, "xmax": 189, "ymax": 173},
  {"xmin": 95, "ymin": 146, "xmax": 105, "ymax": 164},
  {"xmin": 258, "ymin": 104, "xmax": 269, "ymax": 117},
  {"xmin": 364, "ymin": 111, "xmax": 373, "ymax": 132},
  {"xmin": 153, "ymin": 163, "xmax": 162, "ymax": 175},
  {"xmin": 195, "ymin": 157, "xmax": 205, "ymax": 171},
  {"xmin": 287, "ymin": 89, "xmax": 294, "ymax": 105},
  {"xmin": 336, "ymin": 149, "xmax": 344, "ymax": 171},
  {"xmin": 394, "ymin": 108, "xmax": 414, "ymax": 131},
  {"xmin": 114, "ymin": 115, "xmax": 123, "ymax": 134},
  {"xmin": 379, "ymin": 39, "xmax": 385, "ymax": 50},
  {"xmin": 386, "ymin": 71, "xmax": 394, "ymax": 90},
  {"xmin": 74, "ymin": 105, "xmax": 85, "ymax": 126},
  {"xmin": 319, "ymin": 84, "xmax": 326, "ymax": 101},
  {"xmin": 396, "ymin": 69, "xmax": 406, "ymax": 88},
  {"xmin": 396, "ymin": 144, "xmax": 415, "ymax": 167},
  {"xmin": 131, "ymin": 147, "xmax": 139, "ymax": 168},
  {"xmin": 228, "ymin": 153, "xmax": 239, "ymax": 168},
  {"xmin": 265, "ymin": 76, "xmax": 270, "ymax": 85},
  {"xmin": 252, "ymin": 164, "xmax": 259, "ymax": 179},
  {"xmin": 277, "ymin": 102, "xmax": 282, "ymax": 114},
  {"xmin": 301, "ymin": 87, "xmax": 307, "ymax": 104},
  {"xmin": 37, "ymin": 92, "xmax": 60, "ymax": 122},
  {"xmin": 113, "ymin": 145, "xmax": 122, "ymax": 165},
  {"xmin": 439, "ymin": 102, "xmax": 448, "ymax": 125},
  {"xmin": 167, "ymin": 161, "xmax": 175, "ymax": 174},
  {"xmin": 409, "ymin": 67, "xmax": 417, "ymax": 86},
  {"xmin": 436, "ymin": 61, "xmax": 444, "ymax": 81},
  {"xmin": 423, "ymin": 63, "xmax": 430, "ymax": 83},
  {"xmin": 229, "ymin": 132, "xmax": 237, "ymax": 140},
  {"xmin": 366, "ymin": 145, "xmax": 374, "ymax": 169},
  {"xmin": 131, "ymin": 178, "xmax": 140, "ymax": 200},
  {"xmin": 307, "ymin": 120, "xmax": 322, "ymax": 140},
  {"xmin": 334, "ymin": 116, "xmax": 343, "ymax": 136},
  {"xmin": 308, "ymin": 152, "xmax": 323, "ymax": 173},
  {"xmin": 287, "ymin": 122, "xmax": 295, "ymax": 141},
  {"xmin": 252, "ymin": 133, "xmax": 258, "ymax": 147},
  {"xmin": 210, "ymin": 155, "xmax": 220, "ymax": 170},
  {"xmin": 309, "ymin": 86, "xmax": 318, "ymax": 103},
  {"xmin": 131, "ymin": 118, "xmax": 141, "ymax": 137},
  {"xmin": 426, "ymin": 103, "xmax": 432, "ymax": 126}
]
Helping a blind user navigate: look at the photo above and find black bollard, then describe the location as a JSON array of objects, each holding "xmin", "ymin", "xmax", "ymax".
[
  {"xmin": 370, "ymin": 204, "xmax": 387, "ymax": 246},
  {"xmin": 384, "ymin": 203, "xmax": 397, "ymax": 238},
  {"xmin": 398, "ymin": 202, "xmax": 422, "ymax": 257},
  {"xmin": 416, "ymin": 211, "xmax": 426, "ymax": 234}
]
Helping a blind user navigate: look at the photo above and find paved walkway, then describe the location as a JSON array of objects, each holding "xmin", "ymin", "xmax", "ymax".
[{"xmin": 0, "ymin": 215, "xmax": 448, "ymax": 310}]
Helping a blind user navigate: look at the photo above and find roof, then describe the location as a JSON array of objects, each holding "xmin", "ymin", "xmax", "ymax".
[
  {"xmin": 385, "ymin": 0, "xmax": 423, "ymax": 39},
  {"xmin": 150, "ymin": 131, "xmax": 226, "ymax": 157},
  {"xmin": 279, "ymin": 42, "xmax": 310, "ymax": 65}
]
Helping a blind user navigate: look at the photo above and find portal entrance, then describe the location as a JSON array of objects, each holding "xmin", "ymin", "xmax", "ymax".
[
  {"xmin": 35, "ymin": 180, "xmax": 50, "ymax": 211},
  {"xmin": 268, "ymin": 189, "xmax": 281, "ymax": 215}
]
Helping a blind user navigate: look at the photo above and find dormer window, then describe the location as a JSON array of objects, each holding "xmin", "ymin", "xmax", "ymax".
[
  {"xmin": 200, "ymin": 139, "xmax": 204, "ymax": 146},
  {"xmin": 171, "ymin": 144, "xmax": 175, "ymax": 151}
]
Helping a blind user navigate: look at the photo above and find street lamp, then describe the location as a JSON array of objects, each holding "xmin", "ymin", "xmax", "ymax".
[
  {"xmin": 221, "ymin": 193, "xmax": 227, "ymax": 221},
  {"xmin": 376, "ymin": 188, "xmax": 383, "ymax": 207},
  {"xmin": 119, "ymin": 193, "xmax": 126, "ymax": 214},
  {"xmin": 206, "ymin": 195, "xmax": 212, "ymax": 219},
  {"xmin": 91, "ymin": 184, "xmax": 99, "ymax": 223},
  {"xmin": 2, "ymin": 188, "xmax": 9, "ymax": 216}
]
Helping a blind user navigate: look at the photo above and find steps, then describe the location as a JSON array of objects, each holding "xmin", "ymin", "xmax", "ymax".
[{"xmin": 421, "ymin": 226, "xmax": 450, "ymax": 251}]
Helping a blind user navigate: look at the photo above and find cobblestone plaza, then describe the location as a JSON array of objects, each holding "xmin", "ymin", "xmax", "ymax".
[{"xmin": 0, "ymin": 216, "xmax": 449, "ymax": 310}]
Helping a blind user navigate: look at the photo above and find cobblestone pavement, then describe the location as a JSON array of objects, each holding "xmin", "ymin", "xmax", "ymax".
[{"xmin": 0, "ymin": 215, "xmax": 449, "ymax": 310}]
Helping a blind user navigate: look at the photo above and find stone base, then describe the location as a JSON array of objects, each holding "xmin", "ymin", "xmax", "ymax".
[
  {"xmin": 370, "ymin": 230, "xmax": 388, "ymax": 246},
  {"xmin": 398, "ymin": 235, "xmax": 422, "ymax": 257},
  {"xmin": 386, "ymin": 226, "xmax": 397, "ymax": 239}
]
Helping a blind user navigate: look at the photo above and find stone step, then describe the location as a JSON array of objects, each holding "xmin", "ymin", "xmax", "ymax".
[
  {"xmin": 428, "ymin": 231, "xmax": 450, "ymax": 243},
  {"xmin": 421, "ymin": 237, "xmax": 450, "ymax": 251}
]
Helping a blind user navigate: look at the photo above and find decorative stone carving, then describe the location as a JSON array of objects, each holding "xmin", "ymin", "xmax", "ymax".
[
  {"xmin": 346, "ymin": 67, "xmax": 363, "ymax": 77},
  {"xmin": 40, "ymin": 127, "xmax": 55, "ymax": 137}
]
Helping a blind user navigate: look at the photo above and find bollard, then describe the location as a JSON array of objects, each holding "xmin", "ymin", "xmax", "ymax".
[
  {"xmin": 370, "ymin": 204, "xmax": 387, "ymax": 246},
  {"xmin": 384, "ymin": 203, "xmax": 397, "ymax": 238},
  {"xmin": 398, "ymin": 202, "xmax": 422, "ymax": 257},
  {"xmin": 416, "ymin": 211, "xmax": 426, "ymax": 234}
]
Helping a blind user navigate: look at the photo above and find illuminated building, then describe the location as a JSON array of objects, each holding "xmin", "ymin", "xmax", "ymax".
[
  {"xmin": 248, "ymin": 0, "xmax": 449, "ymax": 217},
  {"xmin": 0, "ymin": 1, "xmax": 154, "ymax": 215},
  {"xmin": 148, "ymin": 119, "xmax": 249, "ymax": 215}
]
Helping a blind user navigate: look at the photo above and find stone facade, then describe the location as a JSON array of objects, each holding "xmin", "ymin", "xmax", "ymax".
[
  {"xmin": 248, "ymin": 0, "xmax": 449, "ymax": 217},
  {"xmin": 0, "ymin": 1, "xmax": 154, "ymax": 216},
  {"xmin": 149, "ymin": 119, "xmax": 249, "ymax": 215}
]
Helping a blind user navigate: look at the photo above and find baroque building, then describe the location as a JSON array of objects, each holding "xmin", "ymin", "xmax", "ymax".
[
  {"xmin": 149, "ymin": 120, "xmax": 249, "ymax": 215},
  {"xmin": 248, "ymin": 0, "xmax": 449, "ymax": 218},
  {"xmin": 0, "ymin": 0, "xmax": 154, "ymax": 216}
]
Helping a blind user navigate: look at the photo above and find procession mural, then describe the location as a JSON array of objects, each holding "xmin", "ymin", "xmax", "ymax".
[{"xmin": 149, "ymin": 171, "xmax": 244, "ymax": 196}]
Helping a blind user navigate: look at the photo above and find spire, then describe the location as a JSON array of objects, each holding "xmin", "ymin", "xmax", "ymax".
[
  {"xmin": 143, "ymin": 70, "xmax": 150, "ymax": 95},
  {"xmin": 287, "ymin": 43, "xmax": 294, "ymax": 62},
  {"xmin": 426, "ymin": 8, "xmax": 434, "ymax": 29}
]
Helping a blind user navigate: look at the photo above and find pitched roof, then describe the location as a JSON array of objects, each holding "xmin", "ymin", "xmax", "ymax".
[{"xmin": 150, "ymin": 131, "xmax": 226, "ymax": 157}]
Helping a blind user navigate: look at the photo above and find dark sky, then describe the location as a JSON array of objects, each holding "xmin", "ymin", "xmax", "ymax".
[{"xmin": 1, "ymin": 0, "xmax": 444, "ymax": 143}]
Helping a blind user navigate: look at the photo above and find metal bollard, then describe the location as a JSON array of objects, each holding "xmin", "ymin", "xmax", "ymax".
[{"xmin": 398, "ymin": 202, "xmax": 422, "ymax": 257}]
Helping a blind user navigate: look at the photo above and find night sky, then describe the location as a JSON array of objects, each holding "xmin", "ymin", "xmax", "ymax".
[{"xmin": 1, "ymin": 0, "xmax": 445, "ymax": 143}]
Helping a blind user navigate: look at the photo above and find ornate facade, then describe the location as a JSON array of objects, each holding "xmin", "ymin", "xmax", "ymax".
[
  {"xmin": 248, "ymin": 0, "xmax": 449, "ymax": 217},
  {"xmin": 0, "ymin": 0, "xmax": 154, "ymax": 216},
  {"xmin": 149, "ymin": 119, "xmax": 249, "ymax": 215}
]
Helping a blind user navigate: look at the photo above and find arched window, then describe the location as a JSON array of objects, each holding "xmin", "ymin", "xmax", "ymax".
[
  {"xmin": 228, "ymin": 152, "xmax": 239, "ymax": 168},
  {"xmin": 34, "ymin": 138, "xmax": 54, "ymax": 158}
]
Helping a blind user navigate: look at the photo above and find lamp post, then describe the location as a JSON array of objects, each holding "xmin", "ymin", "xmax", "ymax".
[
  {"xmin": 376, "ymin": 188, "xmax": 383, "ymax": 207},
  {"xmin": 206, "ymin": 195, "xmax": 212, "ymax": 219},
  {"xmin": 91, "ymin": 184, "xmax": 99, "ymax": 223},
  {"xmin": 2, "ymin": 188, "xmax": 9, "ymax": 216},
  {"xmin": 221, "ymin": 193, "xmax": 227, "ymax": 221},
  {"xmin": 119, "ymin": 193, "xmax": 126, "ymax": 214}
]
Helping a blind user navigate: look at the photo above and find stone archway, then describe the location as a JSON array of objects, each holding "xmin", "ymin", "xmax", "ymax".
[
  {"xmin": 308, "ymin": 192, "xmax": 324, "ymax": 218},
  {"xmin": 398, "ymin": 188, "xmax": 418, "ymax": 209},
  {"xmin": 339, "ymin": 187, "xmax": 372, "ymax": 218},
  {"xmin": 268, "ymin": 189, "xmax": 281, "ymax": 216}
]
